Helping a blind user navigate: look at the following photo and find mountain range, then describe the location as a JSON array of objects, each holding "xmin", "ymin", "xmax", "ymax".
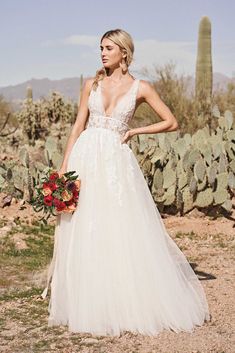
[{"xmin": 0, "ymin": 73, "xmax": 234, "ymax": 111}]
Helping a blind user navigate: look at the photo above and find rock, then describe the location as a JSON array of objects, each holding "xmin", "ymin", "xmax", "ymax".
[
  {"xmin": 12, "ymin": 197, "xmax": 18, "ymax": 204},
  {"xmin": 81, "ymin": 338, "xmax": 99, "ymax": 345},
  {"xmin": 2, "ymin": 194, "xmax": 12, "ymax": 207},
  {"xmin": 8, "ymin": 216, "xmax": 15, "ymax": 222},
  {"xmin": 11, "ymin": 233, "xmax": 29, "ymax": 250},
  {"xmin": 0, "ymin": 225, "xmax": 12, "ymax": 237},
  {"xmin": 0, "ymin": 153, "xmax": 7, "ymax": 160},
  {"xmin": 186, "ymin": 208, "xmax": 205, "ymax": 218}
]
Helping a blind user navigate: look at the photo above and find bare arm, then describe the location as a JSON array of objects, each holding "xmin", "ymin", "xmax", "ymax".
[
  {"xmin": 59, "ymin": 78, "xmax": 94, "ymax": 173},
  {"xmin": 130, "ymin": 80, "xmax": 179, "ymax": 137}
]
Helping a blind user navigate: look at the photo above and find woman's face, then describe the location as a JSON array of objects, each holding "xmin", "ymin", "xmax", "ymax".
[{"xmin": 100, "ymin": 37, "xmax": 124, "ymax": 69}]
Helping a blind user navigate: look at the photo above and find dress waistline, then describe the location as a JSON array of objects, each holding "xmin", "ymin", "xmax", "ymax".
[{"xmin": 86, "ymin": 115, "xmax": 129, "ymax": 136}]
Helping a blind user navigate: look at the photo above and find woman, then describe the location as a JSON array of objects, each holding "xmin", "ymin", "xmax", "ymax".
[{"xmin": 42, "ymin": 28, "xmax": 210, "ymax": 337}]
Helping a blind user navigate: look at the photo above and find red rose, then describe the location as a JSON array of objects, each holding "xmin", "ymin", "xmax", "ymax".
[
  {"xmin": 53, "ymin": 197, "xmax": 61, "ymax": 207},
  {"xmin": 55, "ymin": 200, "xmax": 66, "ymax": 211},
  {"xmin": 42, "ymin": 181, "xmax": 58, "ymax": 192},
  {"xmin": 48, "ymin": 182, "xmax": 58, "ymax": 191},
  {"xmin": 44, "ymin": 195, "xmax": 53, "ymax": 206},
  {"xmin": 73, "ymin": 190, "xmax": 79, "ymax": 198},
  {"xmin": 49, "ymin": 172, "xmax": 59, "ymax": 181}
]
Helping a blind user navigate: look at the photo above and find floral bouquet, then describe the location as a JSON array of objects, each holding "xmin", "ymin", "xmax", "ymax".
[{"xmin": 30, "ymin": 168, "xmax": 81, "ymax": 224}]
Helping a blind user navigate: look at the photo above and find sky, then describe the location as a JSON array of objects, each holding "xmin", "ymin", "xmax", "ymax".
[{"xmin": 1, "ymin": 0, "xmax": 234, "ymax": 87}]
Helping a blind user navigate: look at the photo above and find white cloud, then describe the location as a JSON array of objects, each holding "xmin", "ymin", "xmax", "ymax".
[
  {"xmin": 39, "ymin": 35, "xmax": 235, "ymax": 79},
  {"xmin": 132, "ymin": 39, "xmax": 197, "ymax": 78},
  {"xmin": 41, "ymin": 34, "xmax": 99, "ymax": 48},
  {"xmin": 62, "ymin": 34, "xmax": 99, "ymax": 47}
]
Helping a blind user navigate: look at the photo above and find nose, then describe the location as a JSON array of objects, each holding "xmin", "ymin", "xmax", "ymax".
[
  {"xmin": 101, "ymin": 48, "xmax": 108, "ymax": 56},
  {"xmin": 102, "ymin": 53, "xmax": 108, "ymax": 60}
]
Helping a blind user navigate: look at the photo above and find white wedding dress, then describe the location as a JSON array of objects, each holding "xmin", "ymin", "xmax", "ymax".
[{"xmin": 41, "ymin": 77, "xmax": 210, "ymax": 336}]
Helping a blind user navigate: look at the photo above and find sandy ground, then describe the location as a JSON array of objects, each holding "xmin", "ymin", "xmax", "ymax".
[{"xmin": 0, "ymin": 195, "xmax": 234, "ymax": 353}]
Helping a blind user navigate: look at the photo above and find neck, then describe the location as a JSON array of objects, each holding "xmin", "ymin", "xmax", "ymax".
[{"xmin": 106, "ymin": 67, "xmax": 129, "ymax": 81}]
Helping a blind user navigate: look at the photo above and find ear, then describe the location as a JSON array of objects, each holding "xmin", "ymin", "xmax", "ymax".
[{"xmin": 121, "ymin": 48, "xmax": 127, "ymax": 58}]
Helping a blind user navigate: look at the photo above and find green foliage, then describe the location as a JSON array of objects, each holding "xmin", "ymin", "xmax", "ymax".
[
  {"xmin": 0, "ymin": 95, "xmax": 18, "ymax": 137},
  {"xmin": 16, "ymin": 90, "xmax": 75, "ymax": 145},
  {"xmin": 0, "ymin": 223, "xmax": 54, "ymax": 285},
  {"xmin": 129, "ymin": 108, "xmax": 235, "ymax": 215}
]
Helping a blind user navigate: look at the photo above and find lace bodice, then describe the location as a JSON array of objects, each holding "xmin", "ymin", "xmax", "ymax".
[{"xmin": 86, "ymin": 78, "xmax": 140, "ymax": 136}]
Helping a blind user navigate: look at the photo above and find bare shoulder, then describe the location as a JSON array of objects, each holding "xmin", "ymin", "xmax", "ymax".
[
  {"xmin": 83, "ymin": 77, "xmax": 96, "ymax": 92},
  {"xmin": 139, "ymin": 79, "xmax": 155, "ymax": 93},
  {"xmin": 137, "ymin": 79, "xmax": 157, "ymax": 102}
]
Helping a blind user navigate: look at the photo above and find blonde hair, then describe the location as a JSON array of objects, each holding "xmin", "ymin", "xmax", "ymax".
[{"xmin": 92, "ymin": 29, "xmax": 135, "ymax": 91}]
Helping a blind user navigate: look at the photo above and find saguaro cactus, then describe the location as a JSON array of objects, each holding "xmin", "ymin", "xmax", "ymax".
[
  {"xmin": 78, "ymin": 74, "xmax": 84, "ymax": 106},
  {"xmin": 26, "ymin": 86, "xmax": 33, "ymax": 100},
  {"xmin": 195, "ymin": 16, "xmax": 213, "ymax": 124}
]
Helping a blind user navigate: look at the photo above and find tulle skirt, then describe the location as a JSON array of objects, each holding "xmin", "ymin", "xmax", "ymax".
[{"xmin": 47, "ymin": 126, "xmax": 210, "ymax": 336}]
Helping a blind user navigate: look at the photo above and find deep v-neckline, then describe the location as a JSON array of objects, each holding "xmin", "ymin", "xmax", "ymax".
[{"xmin": 99, "ymin": 79, "xmax": 137, "ymax": 118}]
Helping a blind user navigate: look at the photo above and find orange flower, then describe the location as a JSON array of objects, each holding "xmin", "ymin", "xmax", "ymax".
[
  {"xmin": 68, "ymin": 203, "xmax": 76, "ymax": 211},
  {"xmin": 42, "ymin": 187, "xmax": 52, "ymax": 196},
  {"xmin": 62, "ymin": 204, "xmax": 76, "ymax": 213},
  {"xmin": 61, "ymin": 189, "xmax": 73, "ymax": 201},
  {"xmin": 74, "ymin": 179, "xmax": 81, "ymax": 191}
]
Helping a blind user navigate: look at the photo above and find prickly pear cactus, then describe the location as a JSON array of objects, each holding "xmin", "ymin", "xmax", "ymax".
[
  {"xmin": 0, "ymin": 134, "xmax": 65, "ymax": 200},
  {"xmin": 129, "ymin": 108, "xmax": 235, "ymax": 215}
]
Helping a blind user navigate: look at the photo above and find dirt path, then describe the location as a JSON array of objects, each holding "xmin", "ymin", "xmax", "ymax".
[{"xmin": 0, "ymin": 197, "xmax": 234, "ymax": 353}]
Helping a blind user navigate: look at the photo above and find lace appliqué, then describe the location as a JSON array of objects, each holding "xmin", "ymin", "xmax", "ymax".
[
  {"xmin": 104, "ymin": 141, "xmax": 124, "ymax": 207},
  {"xmin": 112, "ymin": 82, "xmax": 139, "ymax": 125},
  {"xmin": 84, "ymin": 79, "xmax": 141, "ymax": 205},
  {"xmin": 87, "ymin": 115, "xmax": 130, "ymax": 137},
  {"xmin": 87, "ymin": 79, "xmax": 140, "ymax": 137},
  {"xmin": 122, "ymin": 144, "xmax": 137, "ymax": 193}
]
